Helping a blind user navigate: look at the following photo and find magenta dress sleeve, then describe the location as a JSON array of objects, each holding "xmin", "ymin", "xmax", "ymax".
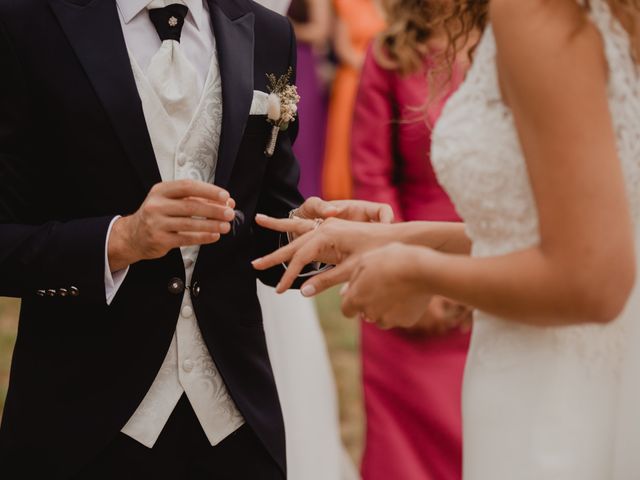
[{"xmin": 351, "ymin": 47, "xmax": 404, "ymax": 221}]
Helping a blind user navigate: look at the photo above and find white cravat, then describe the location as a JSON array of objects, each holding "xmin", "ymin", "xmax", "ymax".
[{"xmin": 145, "ymin": 0, "xmax": 199, "ymax": 137}]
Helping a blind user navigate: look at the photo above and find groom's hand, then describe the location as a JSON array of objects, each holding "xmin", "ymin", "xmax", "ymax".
[
  {"xmin": 108, "ymin": 180, "xmax": 236, "ymax": 272},
  {"xmin": 295, "ymin": 197, "xmax": 394, "ymax": 225}
]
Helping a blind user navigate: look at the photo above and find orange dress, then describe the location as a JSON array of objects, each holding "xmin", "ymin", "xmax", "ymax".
[{"xmin": 321, "ymin": 0, "xmax": 385, "ymax": 200}]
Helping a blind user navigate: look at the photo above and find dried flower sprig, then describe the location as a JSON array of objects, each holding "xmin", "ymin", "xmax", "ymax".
[{"xmin": 264, "ymin": 68, "xmax": 300, "ymax": 157}]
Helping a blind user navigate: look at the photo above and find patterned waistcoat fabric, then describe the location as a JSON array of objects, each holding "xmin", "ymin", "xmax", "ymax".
[{"xmin": 120, "ymin": 49, "xmax": 244, "ymax": 448}]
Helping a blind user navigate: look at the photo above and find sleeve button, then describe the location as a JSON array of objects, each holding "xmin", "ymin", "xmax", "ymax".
[{"xmin": 69, "ymin": 286, "xmax": 80, "ymax": 297}]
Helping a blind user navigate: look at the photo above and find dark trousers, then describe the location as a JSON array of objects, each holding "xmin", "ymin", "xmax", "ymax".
[{"xmin": 76, "ymin": 395, "xmax": 284, "ymax": 480}]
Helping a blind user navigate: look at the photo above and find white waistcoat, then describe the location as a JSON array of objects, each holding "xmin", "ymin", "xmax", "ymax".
[{"xmin": 121, "ymin": 51, "xmax": 244, "ymax": 448}]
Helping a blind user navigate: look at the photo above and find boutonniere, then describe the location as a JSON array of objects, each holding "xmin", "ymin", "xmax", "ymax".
[{"xmin": 264, "ymin": 67, "xmax": 300, "ymax": 158}]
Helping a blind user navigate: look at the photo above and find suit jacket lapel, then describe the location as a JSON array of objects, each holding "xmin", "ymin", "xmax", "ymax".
[
  {"xmin": 208, "ymin": 0, "xmax": 255, "ymax": 189},
  {"xmin": 49, "ymin": 0, "xmax": 161, "ymax": 192}
]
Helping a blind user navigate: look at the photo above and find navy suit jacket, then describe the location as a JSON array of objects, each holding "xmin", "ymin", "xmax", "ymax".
[{"xmin": 0, "ymin": 0, "xmax": 303, "ymax": 477}]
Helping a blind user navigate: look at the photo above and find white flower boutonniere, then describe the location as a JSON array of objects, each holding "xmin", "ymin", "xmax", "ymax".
[{"xmin": 264, "ymin": 67, "xmax": 300, "ymax": 158}]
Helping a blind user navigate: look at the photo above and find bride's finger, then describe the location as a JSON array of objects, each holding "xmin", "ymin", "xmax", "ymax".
[
  {"xmin": 255, "ymin": 214, "xmax": 316, "ymax": 236},
  {"xmin": 275, "ymin": 241, "xmax": 321, "ymax": 293},
  {"xmin": 300, "ymin": 259, "xmax": 356, "ymax": 297},
  {"xmin": 252, "ymin": 236, "xmax": 304, "ymax": 270}
]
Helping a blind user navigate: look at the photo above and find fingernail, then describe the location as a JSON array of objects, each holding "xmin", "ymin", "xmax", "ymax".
[
  {"xmin": 251, "ymin": 258, "xmax": 262, "ymax": 265},
  {"xmin": 339, "ymin": 283, "xmax": 349, "ymax": 295},
  {"xmin": 224, "ymin": 209, "xmax": 235, "ymax": 220},
  {"xmin": 301, "ymin": 285, "xmax": 316, "ymax": 297},
  {"xmin": 276, "ymin": 282, "xmax": 283, "ymax": 292},
  {"xmin": 218, "ymin": 191, "xmax": 230, "ymax": 201},
  {"xmin": 255, "ymin": 213, "xmax": 267, "ymax": 220}
]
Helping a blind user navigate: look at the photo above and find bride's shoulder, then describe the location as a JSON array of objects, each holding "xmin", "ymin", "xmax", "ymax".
[{"xmin": 490, "ymin": 0, "xmax": 606, "ymax": 74}]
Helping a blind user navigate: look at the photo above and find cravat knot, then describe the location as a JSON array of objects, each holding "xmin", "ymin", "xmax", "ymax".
[{"xmin": 148, "ymin": 4, "xmax": 189, "ymax": 42}]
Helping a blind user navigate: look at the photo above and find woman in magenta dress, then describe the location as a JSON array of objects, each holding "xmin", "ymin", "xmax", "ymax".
[
  {"xmin": 288, "ymin": 0, "xmax": 331, "ymax": 199},
  {"xmin": 351, "ymin": 1, "xmax": 474, "ymax": 478}
]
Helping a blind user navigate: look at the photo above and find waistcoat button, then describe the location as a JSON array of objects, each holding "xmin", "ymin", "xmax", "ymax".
[{"xmin": 168, "ymin": 278, "xmax": 185, "ymax": 295}]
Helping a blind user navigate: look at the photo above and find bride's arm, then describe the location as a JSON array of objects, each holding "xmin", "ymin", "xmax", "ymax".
[
  {"xmin": 341, "ymin": 0, "xmax": 636, "ymax": 327},
  {"xmin": 385, "ymin": 222, "xmax": 471, "ymax": 254},
  {"xmin": 253, "ymin": 216, "xmax": 471, "ymax": 263}
]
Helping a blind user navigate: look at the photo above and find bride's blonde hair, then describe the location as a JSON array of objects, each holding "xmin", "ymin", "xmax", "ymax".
[
  {"xmin": 373, "ymin": 0, "xmax": 447, "ymax": 75},
  {"xmin": 441, "ymin": 0, "xmax": 640, "ymax": 65}
]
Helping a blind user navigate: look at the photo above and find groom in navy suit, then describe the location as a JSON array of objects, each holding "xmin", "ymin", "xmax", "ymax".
[{"xmin": 0, "ymin": 0, "xmax": 390, "ymax": 478}]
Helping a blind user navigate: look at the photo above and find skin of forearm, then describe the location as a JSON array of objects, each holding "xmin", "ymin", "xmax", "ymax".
[
  {"xmin": 412, "ymin": 246, "xmax": 631, "ymax": 326},
  {"xmin": 386, "ymin": 222, "xmax": 471, "ymax": 255}
]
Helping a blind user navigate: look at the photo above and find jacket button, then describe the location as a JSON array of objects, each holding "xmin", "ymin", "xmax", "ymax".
[
  {"xmin": 168, "ymin": 278, "xmax": 185, "ymax": 295},
  {"xmin": 69, "ymin": 286, "xmax": 80, "ymax": 297},
  {"xmin": 191, "ymin": 281, "xmax": 201, "ymax": 298},
  {"xmin": 46, "ymin": 289, "xmax": 57, "ymax": 297},
  {"xmin": 58, "ymin": 288, "xmax": 68, "ymax": 297}
]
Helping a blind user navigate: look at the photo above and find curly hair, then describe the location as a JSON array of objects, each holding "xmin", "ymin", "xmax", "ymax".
[
  {"xmin": 440, "ymin": 0, "xmax": 639, "ymax": 66},
  {"xmin": 374, "ymin": 0, "xmax": 450, "ymax": 75}
]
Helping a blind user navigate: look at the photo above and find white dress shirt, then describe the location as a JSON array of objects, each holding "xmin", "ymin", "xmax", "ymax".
[{"xmin": 105, "ymin": 0, "xmax": 216, "ymax": 302}]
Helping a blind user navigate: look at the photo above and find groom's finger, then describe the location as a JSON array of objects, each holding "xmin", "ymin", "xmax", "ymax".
[
  {"xmin": 329, "ymin": 200, "xmax": 394, "ymax": 224},
  {"xmin": 157, "ymin": 179, "xmax": 230, "ymax": 203},
  {"xmin": 298, "ymin": 196, "xmax": 340, "ymax": 219},
  {"xmin": 300, "ymin": 260, "xmax": 354, "ymax": 297},
  {"xmin": 377, "ymin": 204, "xmax": 395, "ymax": 224},
  {"xmin": 255, "ymin": 214, "xmax": 315, "ymax": 236},
  {"xmin": 166, "ymin": 199, "xmax": 236, "ymax": 222}
]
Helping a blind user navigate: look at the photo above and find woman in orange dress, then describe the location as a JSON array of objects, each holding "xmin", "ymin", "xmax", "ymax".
[{"xmin": 321, "ymin": 0, "xmax": 385, "ymax": 200}]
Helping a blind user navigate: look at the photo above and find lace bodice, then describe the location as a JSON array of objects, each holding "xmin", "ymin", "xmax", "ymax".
[
  {"xmin": 432, "ymin": 0, "xmax": 640, "ymax": 259},
  {"xmin": 431, "ymin": 5, "xmax": 640, "ymax": 478}
]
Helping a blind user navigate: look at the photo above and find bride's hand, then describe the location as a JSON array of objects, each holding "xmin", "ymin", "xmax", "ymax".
[
  {"xmin": 341, "ymin": 243, "xmax": 434, "ymax": 330},
  {"xmin": 252, "ymin": 216, "xmax": 393, "ymax": 294}
]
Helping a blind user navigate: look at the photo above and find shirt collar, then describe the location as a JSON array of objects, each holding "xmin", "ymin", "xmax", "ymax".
[{"xmin": 116, "ymin": 0, "xmax": 207, "ymax": 31}]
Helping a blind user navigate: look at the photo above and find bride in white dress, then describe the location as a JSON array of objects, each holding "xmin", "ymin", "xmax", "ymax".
[{"xmin": 253, "ymin": 0, "xmax": 640, "ymax": 478}]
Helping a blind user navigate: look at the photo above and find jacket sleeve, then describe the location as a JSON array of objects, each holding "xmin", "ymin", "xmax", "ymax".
[
  {"xmin": 351, "ymin": 47, "xmax": 404, "ymax": 221},
  {"xmin": 253, "ymin": 19, "xmax": 305, "ymax": 288},
  {"xmin": 0, "ymin": 18, "xmax": 115, "ymax": 303}
]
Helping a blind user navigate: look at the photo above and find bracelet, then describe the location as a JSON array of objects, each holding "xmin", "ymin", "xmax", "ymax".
[{"xmin": 280, "ymin": 212, "xmax": 333, "ymax": 278}]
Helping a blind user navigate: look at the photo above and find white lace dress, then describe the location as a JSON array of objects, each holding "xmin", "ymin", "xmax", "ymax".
[{"xmin": 431, "ymin": 1, "xmax": 640, "ymax": 478}]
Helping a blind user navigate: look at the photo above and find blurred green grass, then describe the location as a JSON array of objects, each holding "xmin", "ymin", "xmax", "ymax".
[{"xmin": 0, "ymin": 291, "xmax": 364, "ymax": 463}]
